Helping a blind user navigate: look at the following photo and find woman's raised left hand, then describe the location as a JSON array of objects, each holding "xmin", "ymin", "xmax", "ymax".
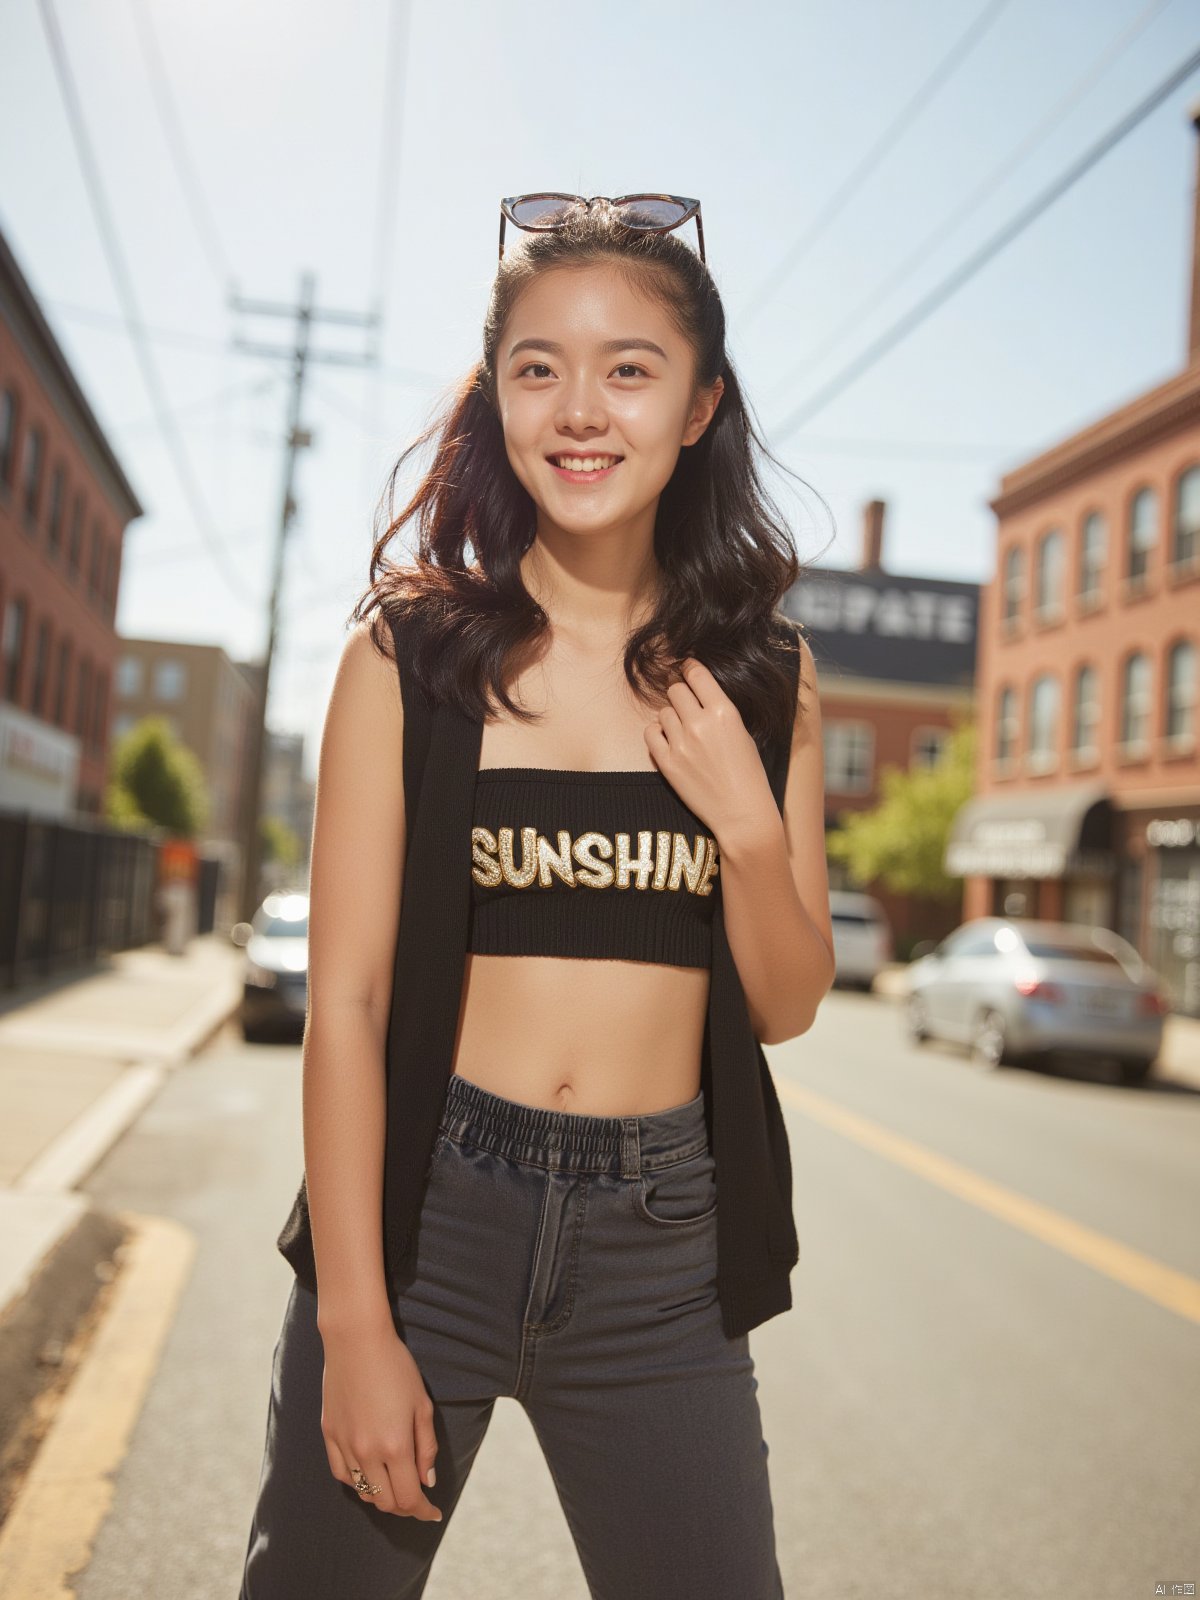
[{"xmin": 643, "ymin": 658, "xmax": 778, "ymax": 846}]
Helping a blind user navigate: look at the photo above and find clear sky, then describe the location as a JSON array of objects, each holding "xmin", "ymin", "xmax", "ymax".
[{"xmin": 2, "ymin": 0, "xmax": 1198, "ymax": 781}]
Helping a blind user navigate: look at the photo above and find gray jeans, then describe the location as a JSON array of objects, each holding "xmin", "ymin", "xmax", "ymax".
[{"xmin": 240, "ymin": 1071, "xmax": 785, "ymax": 1599}]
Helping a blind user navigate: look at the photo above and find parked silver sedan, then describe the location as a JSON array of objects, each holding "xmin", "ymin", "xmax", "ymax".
[{"xmin": 904, "ymin": 917, "xmax": 1168, "ymax": 1082}]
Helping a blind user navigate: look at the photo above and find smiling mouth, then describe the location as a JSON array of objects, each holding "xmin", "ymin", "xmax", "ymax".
[{"xmin": 546, "ymin": 453, "xmax": 624, "ymax": 480}]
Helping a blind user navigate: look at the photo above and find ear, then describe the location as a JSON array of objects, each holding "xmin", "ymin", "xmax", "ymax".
[{"xmin": 681, "ymin": 374, "xmax": 724, "ymax": 448}]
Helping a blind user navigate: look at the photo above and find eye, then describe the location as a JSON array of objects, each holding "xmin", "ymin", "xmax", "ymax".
[
  {"xmin": 614, "ymin": 363, "xmax": 648, "ymax": 379},
  {"xmin": 517, "ymin": 362, "xmax": 553, "ymax": 379}
]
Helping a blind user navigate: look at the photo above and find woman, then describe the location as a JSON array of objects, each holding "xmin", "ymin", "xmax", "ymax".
[{"xmin": 240, "ymin": 193, "xmax": 835, "ymax": 1599}]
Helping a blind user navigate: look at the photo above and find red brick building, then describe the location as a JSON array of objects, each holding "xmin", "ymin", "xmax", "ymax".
[
  {"xmin": 947, "ymin": 109, "xmax": 1200, "ymax": 1016},
  {"xmin": 783, "ymin": 499, "xmax": 978, "ymax": 954},
  {"xmin": 0, "ymin": 226, "xmax": 143, "ymax": 817}
]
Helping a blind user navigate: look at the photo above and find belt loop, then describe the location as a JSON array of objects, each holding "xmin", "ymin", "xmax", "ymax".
[{"xmin": 619, "ymin": 1116, "xmax": 641, "ymax": 1178}]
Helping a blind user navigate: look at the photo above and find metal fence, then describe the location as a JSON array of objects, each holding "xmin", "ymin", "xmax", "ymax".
[{"xmin": 0, "ymin": 808, "xmax": 216, "ymax": 991}]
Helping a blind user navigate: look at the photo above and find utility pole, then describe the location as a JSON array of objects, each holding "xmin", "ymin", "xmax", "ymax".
[{"xmin": 229, "ymin": 272, "xmax": 378, "ymax": 923}]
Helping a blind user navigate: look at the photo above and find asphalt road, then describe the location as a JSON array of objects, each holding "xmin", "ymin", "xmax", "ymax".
[{"xmin": 69, "ymin": 988, "xmax": 1200, "ymax": 1600}]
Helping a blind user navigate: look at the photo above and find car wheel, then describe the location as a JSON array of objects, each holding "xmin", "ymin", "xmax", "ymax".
[
  {"xmin": 907, "ymin": 994, "xmax": 931, "ymax": 1043},
  {"xmin": 971, "ymin": 1009, "xmax": 1009, "ymax": 1068},
  {"xmin": 1117, "ymin": 1056, "xmax": 1154, "ymax": 1086}
]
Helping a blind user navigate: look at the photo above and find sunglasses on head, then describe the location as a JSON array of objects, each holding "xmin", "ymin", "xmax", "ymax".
[{"xmin": 499, "ymin": 193, "xmax": 705, "ymax": 264}]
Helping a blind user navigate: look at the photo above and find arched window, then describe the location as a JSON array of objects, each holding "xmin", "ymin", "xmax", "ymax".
[
  {"xmin": 1078, "ymin": 511, "xmax": 1106, "ymax": 602},
  {"xmin": 1173, "ymin": 466, "xmax": 1200, "ymax": 567},
  {"xmin": 995, "ymin": 685, "xmax": 1019, "ymax": 762},
  {"xmin": 1070, "ymin": 663, "xmax": 1099, "ymax": 756},
  {"xmin": 1033, "ymin": 528, "xmax": 1065, "ymax": 618},
  {"xmin": 1119, "ymin": 652, "xmax": 1152, "ymax": 748},
  {"xmin": 1164, "ymin": 640, "xmax": 1196, "ymax": 744},
  {"xmin": 1127, "ymin": 487, "xmax": 1158, "ymax": 582},
  {"xmin": 1028, "ymin": 674, "xmax": 1060, "ymax": 769},
  {"xmin": 1001, "ymin": 545, "xmax": 1023, "ymax": 623}
]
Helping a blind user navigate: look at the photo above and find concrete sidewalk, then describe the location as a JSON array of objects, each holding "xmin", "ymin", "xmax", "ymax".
[
  {"xmin": 871, "ymin": 963, "xmax": 1200, "ymax": 1092},
  {"xmin": 0, "ymin": 934, "xmax": 244, "ymax": 1320}
]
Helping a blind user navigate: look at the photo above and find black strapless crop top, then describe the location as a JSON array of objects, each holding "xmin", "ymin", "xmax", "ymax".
[{"xmin": 468, "ymin": 767, "xmax": 720, "ymax": 969}]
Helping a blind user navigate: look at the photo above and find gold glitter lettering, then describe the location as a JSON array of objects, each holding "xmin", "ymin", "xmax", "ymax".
[
  {"xmin": 470, "ymin": 826, "xmax": 502, "ymax": 888},
  {"xmin": 498, "ymin": 826, "xmax": 539, "ymax": 888},
  {"xmin": 615, "ymin": 830, "xmax": 655, "ymax": 890},
  {"xmin": 537, "ymin": 829, "xmax": 576, "ymax": 887},
  {"xmin": 573, "ymin": 832, "xmax": 615, "ymax": 889}
]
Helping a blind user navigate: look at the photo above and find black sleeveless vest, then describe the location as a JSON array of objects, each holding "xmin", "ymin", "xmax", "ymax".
[{"xmin": 275, "ymin": 608, "xmax": 803, "ymax": 1340}]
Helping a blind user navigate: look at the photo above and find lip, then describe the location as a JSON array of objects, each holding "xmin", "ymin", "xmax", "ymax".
[{"xmin": 546, "ymin": 455, "xmax": 624, "ymax": 483}]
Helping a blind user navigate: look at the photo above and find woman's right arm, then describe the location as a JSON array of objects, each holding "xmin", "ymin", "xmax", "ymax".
[{"xmin": 300, "ymin": 613, "xmax": 441, "ymax": 1521}]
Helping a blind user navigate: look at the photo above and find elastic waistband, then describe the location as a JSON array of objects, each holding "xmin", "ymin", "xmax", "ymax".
[{"xmin": 438, "ymin": 1071, "xmax": 709, "ymax": 1177}]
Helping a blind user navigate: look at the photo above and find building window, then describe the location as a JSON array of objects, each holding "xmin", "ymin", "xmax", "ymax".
[
  {"xmin": 1078, "ymin": 511, "xmax": 1106, "ymax": 603},
  {"xmin": 1027, "ymin": 673, "xmax": 1060, "ymax": 771},
  {"xmin": 911, "ymin": 726, "xmax": 948, "ymax": 769},
  {"xmin": 54, "ymin": 638, "xmax": 72, "ymax": 726},
  {"xmin": 995, "ymin": 685, "xmax": 1019, "ymax": 763},
  {"xmin": 1172, "ymin": 465, "xmax": 1200, "ymax": 568},
  {"xmin": 154, "ymin": 658, "xmax": 186, "ymax": 701},
  {"xmin": 1119, "ymin": 651, "xmax": 1152, "ymax": 750},
  {"xmin": 1164, "ymin": 639, "xmax": 1196, "ymax": 745},
  {"xmin": 30, "ymin": 618, "xmax": 51, "ymax": 717},
  {"xmin": 824, "ymin": 721, "xmax": 874, "ymax": 794},
  {"xmin": 2, "ymin": 597, "xmax": 27, "ymax": 703},
  {"xmin": 116, "ymin": 654, "xmax": 143, "ymax": 697},
  {"xmin": 75, "ymin": 656, "xmax": 92, "ymax": 740},
  {"xmin": 1032, "ymin": 528, "xmax": 1065, "ymax": 620},
  {"xmin": 91, "ymin": 668, "xmax": 108, "ymax": 754},
  {"xmin": 0, "ymin": 387, "xmax": 16, "ymax": 487},
  {"xmin": 68, "ymin": 493, "xmax": 85, "ymax": 580},
  {"xmin": 46, "ymin": 464, "xmax": 66, "ymax": 557},
  {"xmin": 21, "ymin": 424, "xmax": 44, "ymax": 529},
  {"xmin": 1001, "ymin": 545, "xmax": 1023, "ymax": 623},
  {"xmin": 1070, "ymin": 663, "xmax": 1100, "ymax": 758},
  {"xmin": 89, "ymin": 522, "xmax": 105, "ymax": 601},
  {"xmin": 1127, "ymin": 487, "xmax": 1157, "ymax": 583}
]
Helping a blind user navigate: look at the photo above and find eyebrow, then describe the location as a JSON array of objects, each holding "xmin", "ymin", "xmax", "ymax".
[{"xmin": 507, "ymin": 337, "xmax": 669, "ymax": 362}]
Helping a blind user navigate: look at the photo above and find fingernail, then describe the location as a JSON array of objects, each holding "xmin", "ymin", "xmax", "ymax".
[{"xmin": 426, "ymin": 1467, "xmax": 436, "ymax": 1487}]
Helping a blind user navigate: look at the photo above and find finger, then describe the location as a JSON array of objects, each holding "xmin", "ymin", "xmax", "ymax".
[
  {"xmin": 386, "ymin": 1454, "xmax": 443, "ymax": 1523},
  {"xmin": 664, "ymin": 676, "xmax": 703, "ymax": 720},
  {"xmin": 413, "ymin": 1401, "xmax": 439, "ymax": 1494},
  {"xmin": 325, "ymin": 1436, "xmax": 352, "ymax": 1485},
  {"xmin": 355, "ymin": 1453, "xmax": 400, "ymax": 1516},
  {"xmin": 679, "ymin": 657, "xmax": 722, "ymax": 706}
]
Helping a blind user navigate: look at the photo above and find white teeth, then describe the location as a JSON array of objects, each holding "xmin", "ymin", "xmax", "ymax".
[{"xmin": 552, "ymin": 456, "xmax": 619, "ymax": 472}]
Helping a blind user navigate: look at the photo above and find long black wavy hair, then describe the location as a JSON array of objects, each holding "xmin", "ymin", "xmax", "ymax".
[{"xmin": 351, "ymin": 198, "xmax": 830, "ymax": 750}]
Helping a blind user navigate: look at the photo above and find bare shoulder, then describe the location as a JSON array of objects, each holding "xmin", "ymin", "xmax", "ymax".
[{"xmin": 330, "ymin": 614, "xmax": 405, "ymax": 734}]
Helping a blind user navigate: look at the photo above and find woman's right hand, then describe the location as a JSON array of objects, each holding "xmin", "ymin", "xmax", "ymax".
[{"xmin": 319, "ymin": 1320, "xmax": 442, "ymax": 1521}]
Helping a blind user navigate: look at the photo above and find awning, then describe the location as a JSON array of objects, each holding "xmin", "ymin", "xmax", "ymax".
[{"xmin": 944, "ymin": 783, "xmax": 1113, "ymax": 879}]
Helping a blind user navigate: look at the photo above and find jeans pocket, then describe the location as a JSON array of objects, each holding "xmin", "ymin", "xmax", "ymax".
[{"xmin": 633, "ymin": 1147, "xmax": 718, "ymax": 1228}]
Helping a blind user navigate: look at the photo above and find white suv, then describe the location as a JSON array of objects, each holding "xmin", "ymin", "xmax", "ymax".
[{"xmin": 829, "ymin": 891, "xmax": 893, "ymax": 990}]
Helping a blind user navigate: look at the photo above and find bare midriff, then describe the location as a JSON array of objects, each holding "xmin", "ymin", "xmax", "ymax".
[{"xmin": 450, "ymin": 953, "xmax": 710, "ymax": 1115}]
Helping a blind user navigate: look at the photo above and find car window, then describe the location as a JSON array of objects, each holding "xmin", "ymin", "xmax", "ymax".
[
  {"xmin": 832, "ymin": 910, "xmax": 873, "ymax": 927},
  {"xmin": 947, "ymin": 928, "xmax": 1000, "ymax": 957},
  {"xmin": 256, "ymin": 911, "xmax": 309, "ymax": 937},
  {"xmin": 1020, "ymin": 940, "xmax": 1122, "ymax": 966}
]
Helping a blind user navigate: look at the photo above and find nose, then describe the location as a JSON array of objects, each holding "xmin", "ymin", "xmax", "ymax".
[{"xmin": 554, "ymin": 377, "xmax": 607, "ymax": 437}]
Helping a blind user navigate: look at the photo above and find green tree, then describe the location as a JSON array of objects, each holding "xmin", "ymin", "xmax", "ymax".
[
  {"xmin": 826, "ymin": 721, "xmax": 976, "ymax": 902},
  {"xmin": 104, "ymin": 716, "xmax": 210, "ymax": 838}
]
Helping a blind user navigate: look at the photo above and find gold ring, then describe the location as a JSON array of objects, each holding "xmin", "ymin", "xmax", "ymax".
[{"xmin": 351, "ymin": 1468, "xmax": 384, "ymax": 1497}]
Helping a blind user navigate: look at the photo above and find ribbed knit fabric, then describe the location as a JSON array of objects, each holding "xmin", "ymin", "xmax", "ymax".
[{"xmin": 469, "ymin": 767, "xmax": 719, "ymax": 968}]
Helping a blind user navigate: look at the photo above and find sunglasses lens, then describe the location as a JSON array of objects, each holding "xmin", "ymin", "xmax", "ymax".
[
  {"xmin": 613, "ymin": 198, "xmax": 689, "ymax": 228},
  {"xmin": 510, "ymin": 197, "xmax": 582, "ymax": 227}
]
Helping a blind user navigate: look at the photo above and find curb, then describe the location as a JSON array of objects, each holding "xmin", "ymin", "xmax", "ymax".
[{"xmin": 0, "ymin": 1212, "xmax": 197, "ymax": 1599}]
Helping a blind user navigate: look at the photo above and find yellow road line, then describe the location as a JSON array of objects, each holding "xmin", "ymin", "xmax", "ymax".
[
  {"xmin": 0, "ymin": 1212, "xmax": 196, "ymax": 1599},
  {"xmin": 775, "ymin": 1076, "xmax": 1200, "ymax": 1326}
]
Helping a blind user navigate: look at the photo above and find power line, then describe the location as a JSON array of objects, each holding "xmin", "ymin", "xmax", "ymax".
[
  {"xmin": 128, "ymin": 0, "xmax": 234, "ymax": 292},
  {"xmin": 768, "ymin": 42, "xmax": 1200, "ymax": 446},
  {"xmin": 43, "ymin": 298, "xmax": 441, "ymax": 388},
  {"xmin": 36, "ymin": 0, "xmax": 261, "ymax": 608},
  {"xmin": 761, "ymin": 0, "xmax": 1174, "ymax": 406},
  {"xmin": 738, "ymin": 0, "xmax": 1013, "ymax": 333}
]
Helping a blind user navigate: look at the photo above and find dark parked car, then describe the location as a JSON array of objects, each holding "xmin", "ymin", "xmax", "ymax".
[
  {"xmin": 904, "ymin": 917, "xmax": 1168, "ymax": 1082},
  {"xmin": 232, "ymin": 890, "xmax": 309, "ymax": 1042}
]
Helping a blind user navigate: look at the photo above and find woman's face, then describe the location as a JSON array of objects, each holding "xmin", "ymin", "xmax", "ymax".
[{"xmin": 494, "ymin": 262, "xmax": 723, "ymax": 542}]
